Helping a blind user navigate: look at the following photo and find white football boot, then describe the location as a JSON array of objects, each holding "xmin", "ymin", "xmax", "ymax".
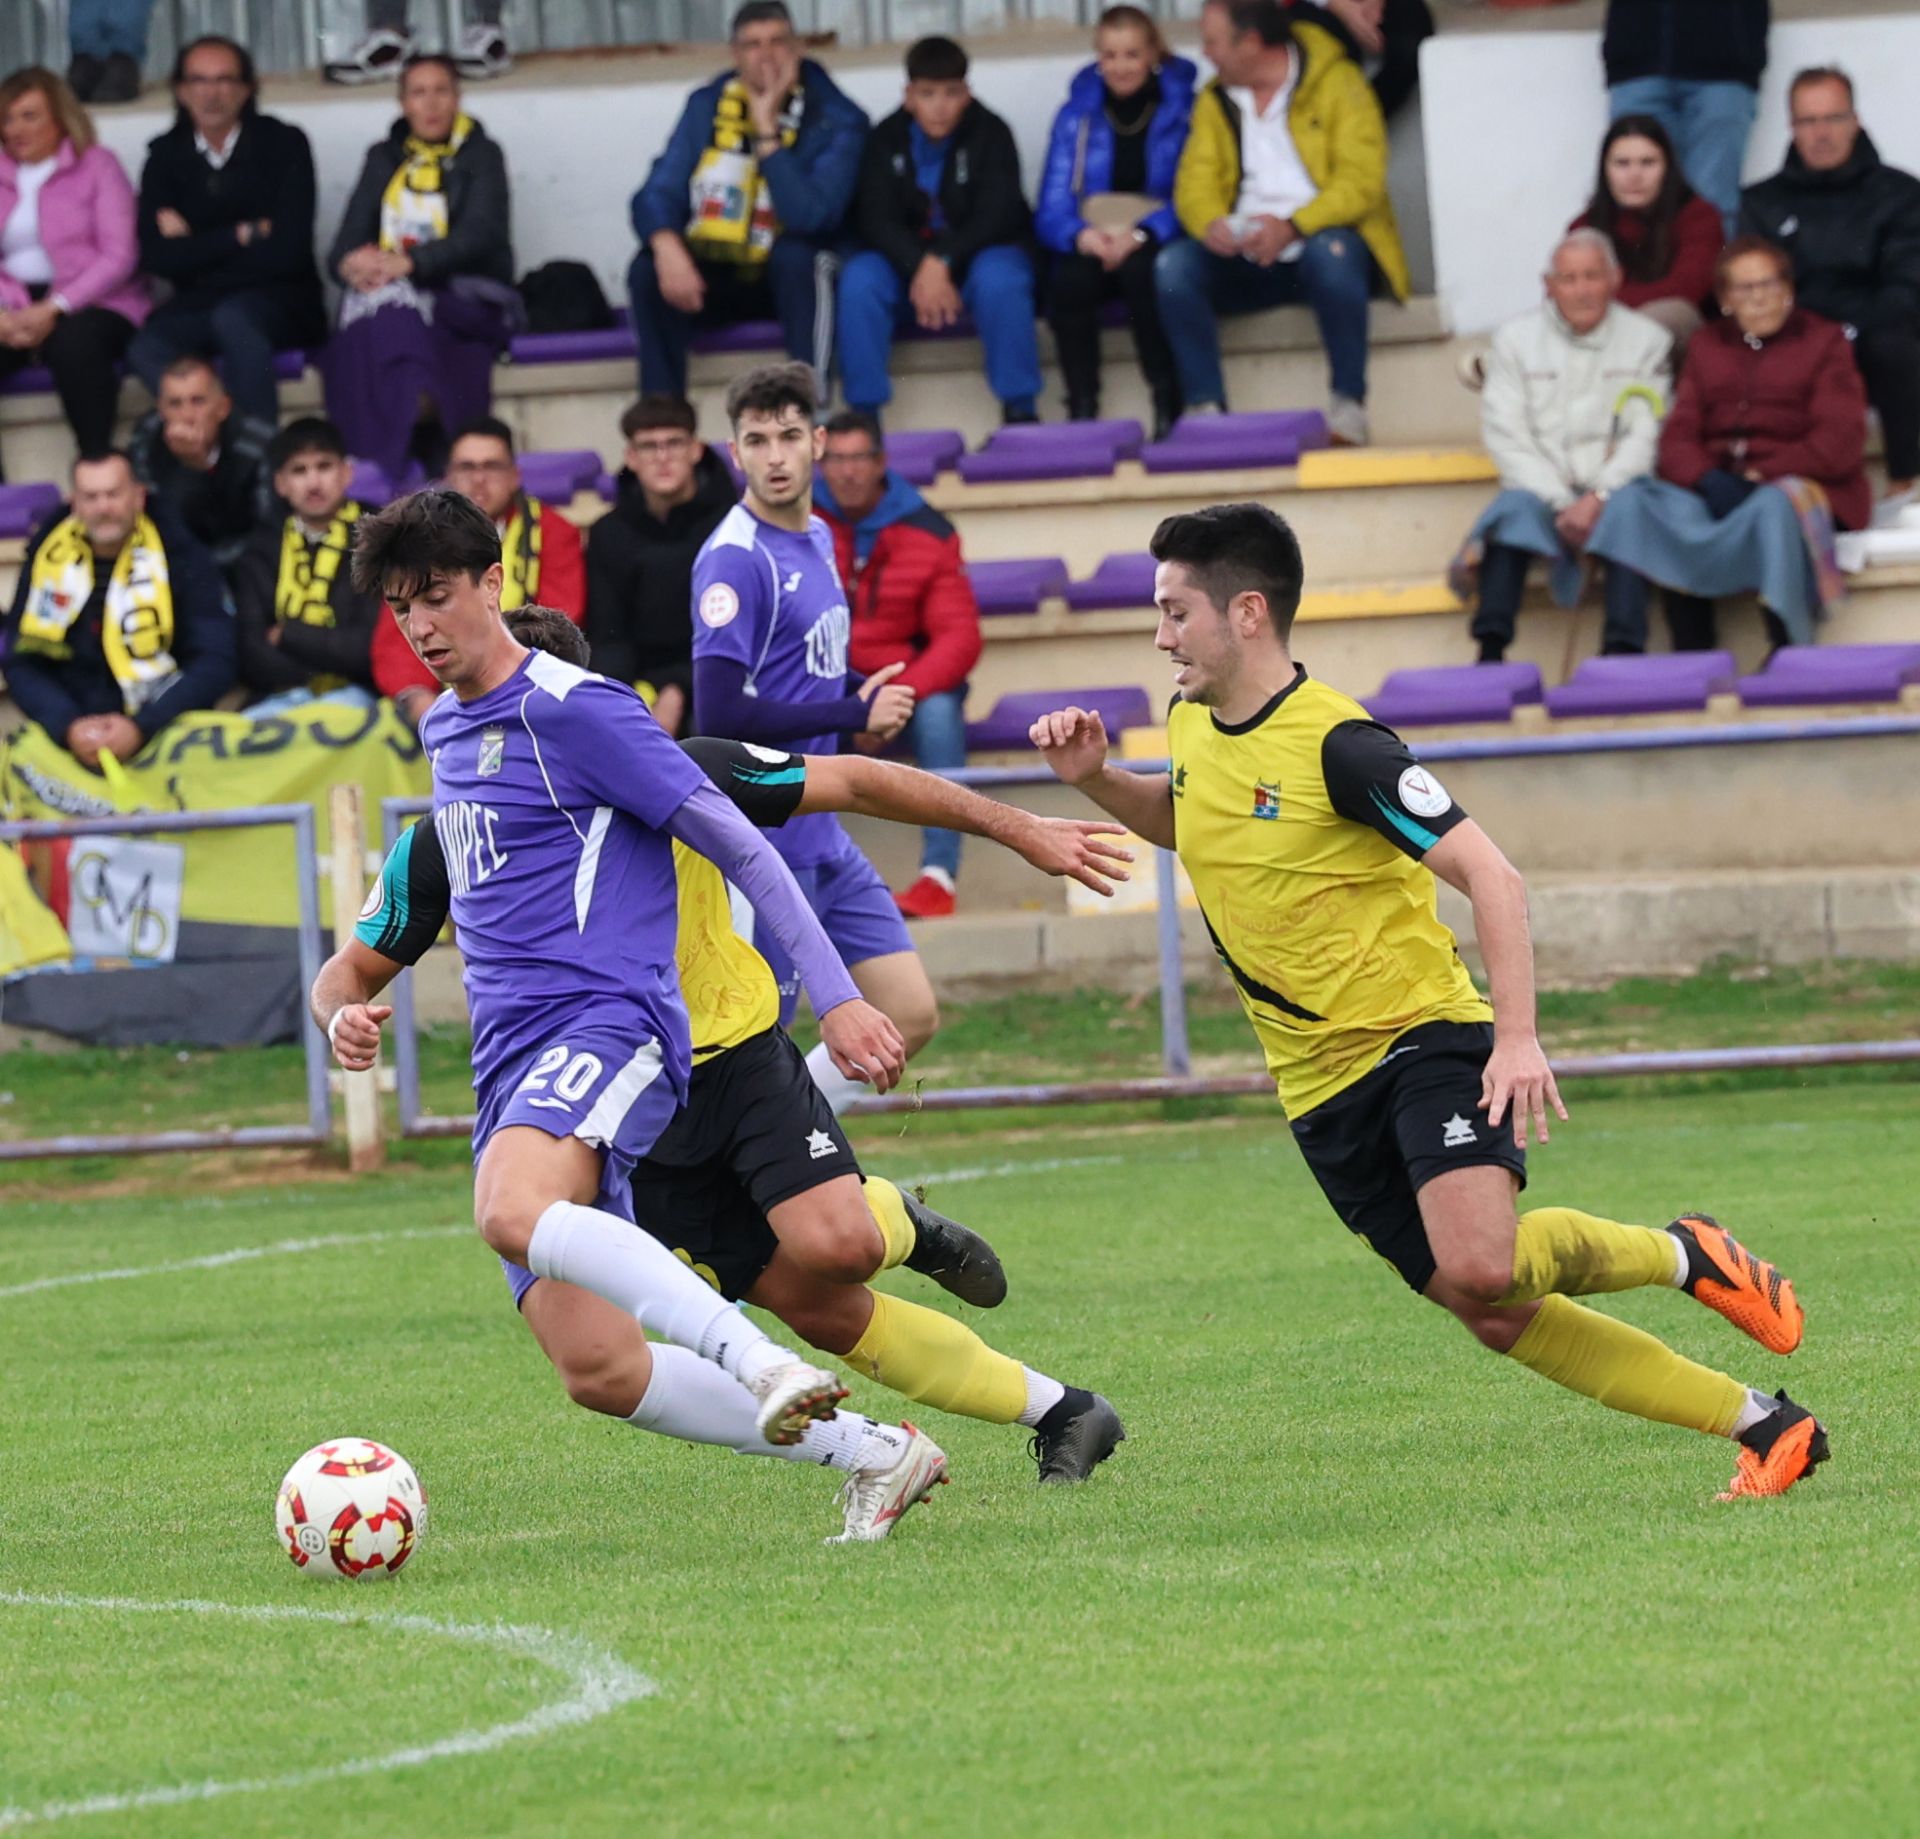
[
  {"xmin": 323, "ymin": 26, "xmax": 414, "ymax": 85},
  {"xmin": 826, "ymin": 1424, "xmax": 949, "ymax": 1544},
  {"xmin": 746, "ymin": 1359, "xmax": 848, "ymax": 1445},
  {"xmin": 454, "ymin": 21, "xmax": 513, "ymax": 78}
]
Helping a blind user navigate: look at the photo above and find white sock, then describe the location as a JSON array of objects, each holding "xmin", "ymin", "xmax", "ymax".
[
  {"xmin": 527, "ymin": 1201, "xmax": 797, "ymax": 1384},
  {"xmin": 627, "ymin": 1345, "xmax": 897, "ymax": 1469},
  {"xmin": 1729, "ymin": 1387, "xmax": 1777, "ymax": 1438},
  {"xmin": 804, "ymin": 1040, "xmax": 871, "ymax": 1117},
  {"xmin": 1664, "ymin": 1230, "xmax": 1690, "ymax": 1289},
  {"xmin": 1017, "ymin": 1366, "xmax": 1068, "ymax": 1428},
  {"xmin": 920, "ymin": 865, "xmax": 955, "ymax": 893}
]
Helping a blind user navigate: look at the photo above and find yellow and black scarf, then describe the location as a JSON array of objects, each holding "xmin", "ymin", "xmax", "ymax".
[
  {"xmin": 380, "ymin": 112, "xmax": 475, "ymax": 253},
  {"xmin": 686, "ymin": 81, "xmax": 801, "ymax": 265},
  {"xmin": 17, "ymin": 513, "xmax": 177, "ymax": 715},
  {"xmin": 274, "ymin": 503, "xmax": 361, "ymax": 692},
  {"xmin": 498, "ymin": 497, "xmax": 543, "ymax": 612}
]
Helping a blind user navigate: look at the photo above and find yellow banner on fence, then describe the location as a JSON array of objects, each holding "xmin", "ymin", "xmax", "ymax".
[{"xmin": 0, "ymin": 700, "xmax": 430, "ymax": 931}]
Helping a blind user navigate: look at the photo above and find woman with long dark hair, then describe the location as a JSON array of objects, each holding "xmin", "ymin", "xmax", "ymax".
[{"xmin": 1571, "ymin": 114, "xmax": 1723, "ymax": 353}]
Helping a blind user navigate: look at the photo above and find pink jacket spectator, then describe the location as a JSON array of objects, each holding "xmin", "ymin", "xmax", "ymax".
[{"xmin": 0, "ymin": 140, "xmax": 149, "ymax": 325}]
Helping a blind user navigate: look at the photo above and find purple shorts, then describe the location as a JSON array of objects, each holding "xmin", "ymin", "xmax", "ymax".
[
  {"xmin": 476, "ymin": 1022, "xmax": 684, "ymax": 1309},
  {"xmin": 750, "ymin": 829, "xmax": 913, "ymax": 1027}
]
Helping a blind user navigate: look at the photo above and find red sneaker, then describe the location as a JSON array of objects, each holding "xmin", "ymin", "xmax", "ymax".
[{"xmin": 894, "ymin": 874, "xmax": 956, "ymax": 919}]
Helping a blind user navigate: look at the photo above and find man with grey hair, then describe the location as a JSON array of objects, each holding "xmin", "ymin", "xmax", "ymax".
[{"xmin": 1456, "ymin": 227, "xmax": 1671, "ymax": 661}]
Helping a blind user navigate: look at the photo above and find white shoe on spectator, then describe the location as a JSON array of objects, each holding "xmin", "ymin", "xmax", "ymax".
[
  {"xmin": 1327, "ymin": 395, "xmax": 1370, "ymax": 447},
  {"xmin": 1455, "ymin": 348, "xmax": 1488, "ymax": 393},
  {"xmin": 1871, "ymin": 485, "xmax": 1919, "ymax": 529},
  {"xmin": 324, "ymin": 26, "xmax": 415, "ymax": 85},
  {"xmin": 454, "ymin": 22, "xmax": 514, "ymax": 78}
]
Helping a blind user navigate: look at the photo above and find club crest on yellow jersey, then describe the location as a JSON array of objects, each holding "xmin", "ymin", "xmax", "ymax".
[{"xmin": 1252, "ymin": 780, "xmax": 1280, "ymax": 820}]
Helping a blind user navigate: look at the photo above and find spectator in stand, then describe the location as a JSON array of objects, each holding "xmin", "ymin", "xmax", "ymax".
[
  {"xmin": 839, "ymin": 36, "xmax": 1041, "ymax": 428},
  {"xmin": 1740, "ymin": 67, "xmax": 1920, "ymax": 525},
  {"xmin": 127, "ymin": 37, "xmax": 324, "ymax": 427},
  {"xmin": 1454, "ymin": 229, "xmax": 1669, "ymax": 664},
  {"xmin": 1591, "ymin": 237, "xmax": 1867, "ymax": 652},
  {"xmin": 0, "ymin": 68, "xmax": 147, "ymax": 472},
  {"xmin": 1603, "ymin": 0, "xmax": 1767, "ymax": 235},
  {"xmin": 815, "ymin": 410, "xmax": 983, "ymax": 919},
  {"xmin": 1571, "ymin": 115, "xmax": 1724, "ymax": 356},
  {"xmin": 1291, "ymin": 0, "xmax": 1433, "ymax": 123},
  {"xmin": 323, "ymin": 54, "xmax": 516, "ymax": 482},
  {"xmin": 67, "ymin": 0, "xmax": 160, "ymax": 105},
  {"xmin": 1158, "ymin": 0, "xmax": 1408, "ymax": 447},
  {"xmin": 584, "ymin": 395, "xmax": 738, "ymax": 738},
  {"xmin": 126, "ymin": 354, "xmax": 274, "ymax": 572},
  {"xmin": 369, "ymin": 415, "xmax": 585, "ymax": 725},
  {"xmin": 627, "ymin": 1, "xmax": 867, "ymax": 398},
  {"xmin": 230, "ymin": 418, "xmax": 382, "ymax": 707},
  {"xmin": 2, "ymin": 448, "xmax": 233, "ymax": 767},
  {"xmin": 1035, "ymin": 7, "xmax": 1196, "ymax": 438}
]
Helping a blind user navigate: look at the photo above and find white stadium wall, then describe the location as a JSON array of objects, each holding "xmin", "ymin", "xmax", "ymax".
[{"xmin": 1424, "ymin": 11, "xmax": 1920, "ymax": 336}]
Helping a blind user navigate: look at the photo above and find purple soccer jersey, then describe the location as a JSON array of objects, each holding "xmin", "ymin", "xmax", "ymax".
[
  {"xmin": 420, "ymin": 649, "xmax": 709, "ymax": 1123},
  {"xmin": 690, "ymin": 503, "xmax": 852, "ymax": 867}
]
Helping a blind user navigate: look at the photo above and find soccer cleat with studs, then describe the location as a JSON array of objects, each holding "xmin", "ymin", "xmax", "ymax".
[
  {"xmin": 825, "ymin": 1424, "xmax": 949, "ymax": 1543},
  {"xmin": 1718, "ymin": 1390, "xmax": 1829, "ymax": 1500},
  {"xmin": 746, "ymin": 1359, "xmax": 848, "ymax": 1446},
  {"xmin": 1668, "ymin": 1212, "xmax": 1804, "ymax": 1355},
  {"xmin": 1030, "ymin": 1390, "xmax": 1126, "ymax": 1484},
  {"xmin": 902, "ymin": 1189, "xmax": 1008, "ymax": 1308}
]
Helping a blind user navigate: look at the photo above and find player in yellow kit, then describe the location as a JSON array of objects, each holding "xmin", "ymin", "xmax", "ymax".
[{"xmin": 1031, "ymin": 502, "xmax": 1827, "ymax": 1500}]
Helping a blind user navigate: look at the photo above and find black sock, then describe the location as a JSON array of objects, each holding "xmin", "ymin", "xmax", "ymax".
[{"xmin": 1036, "ymin": 1386, "xmax": 1096, "ymax": 1440}]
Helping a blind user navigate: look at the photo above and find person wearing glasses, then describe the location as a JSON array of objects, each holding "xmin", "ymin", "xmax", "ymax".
[
  {"xmin": 127, "ymin": 36, "xmax": 324, "ymax": 426},
  {"xmin": 1740, "ymin": 66, "xmax": 1920, "ymax": 526},
  {"xmin": 584, "ymin": 396, "xmax": 740, "ymax": 739}
]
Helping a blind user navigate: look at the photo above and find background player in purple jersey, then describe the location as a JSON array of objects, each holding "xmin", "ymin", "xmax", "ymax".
[
  {"xmin": 332, "ymin": 488, "xmax": 911, "ymax": 1458},
  {"xmin": 690, "ymin": 361, "xmax": 941, "ymax": 1116}
]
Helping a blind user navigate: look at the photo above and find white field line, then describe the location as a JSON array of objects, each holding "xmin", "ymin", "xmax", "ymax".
[{"xmin": 0, "ymin": 1591, "xmax": 655, "ymax": 1830}]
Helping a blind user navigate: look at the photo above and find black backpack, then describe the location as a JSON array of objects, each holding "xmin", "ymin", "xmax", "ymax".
[{"xmin": 518, "ymin": 260, "xmax": 613, "ymax": 333}]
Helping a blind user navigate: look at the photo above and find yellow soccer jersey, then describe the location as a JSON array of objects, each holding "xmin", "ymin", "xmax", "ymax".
[
  {"xmin": 672, "ymin": 842, "xmax": 779, "ymax": 1064},
  {"xmin": 1167, "ymin": 666, "xmax": 1491, "ymax": 1117}
]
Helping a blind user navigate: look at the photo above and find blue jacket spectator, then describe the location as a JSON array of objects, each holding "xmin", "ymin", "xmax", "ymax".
[
  {"xmin": 1035, "ymin": 9, "xmax": 1194, "ymax": 433},
  {"xmin": 627, "ymin": 1, "xmax": 867, "ymax": 396}
]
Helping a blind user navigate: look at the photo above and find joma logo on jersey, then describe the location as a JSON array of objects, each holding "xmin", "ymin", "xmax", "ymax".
[
  {"xmin": 440, "ymin": 800, "xmax": 508, "ymax": 894},
  {"xmin": 803, "ymin": 605, "xmax": 850, "ymax": 679},
  {"xmin": 1252, "ymin": 780, "xmax": 1281, "ymax": 820}
]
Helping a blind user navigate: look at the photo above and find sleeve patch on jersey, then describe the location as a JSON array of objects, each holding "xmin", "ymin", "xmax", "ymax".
[
  {"xmin": 1397, "ymin": 765, "xmax": 1453, "ymax": 820},
  {"xmin": 743, "ymin": 743, "xmax": 793, "ymax": 765},
  {"xmin": 699, "ymin": 583, "xmax": 741, "ymax": 629},
  {"xmin": 358, "ymin": 881, "xmax": 383, "ymax": 921}
]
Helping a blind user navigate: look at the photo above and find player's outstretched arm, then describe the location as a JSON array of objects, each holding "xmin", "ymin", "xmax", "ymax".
[
  {"xmin": 1425, "ymin": 821, "xmax": 1567, "ymax": 1149},
  {"xmin": 798, "ymin": 754, "xmax": 1134, "ymax": 896},
  {"xmin": 1028, "ymin": 707, "xmax": 1176, "ymax": 850},
  {"xmin": 665, "ymin": 779, "xmax": 908, "ymax": 1091},
  {"xmin": 310, "ymin": 939, "xmax": 400, "ymax": 1074}
]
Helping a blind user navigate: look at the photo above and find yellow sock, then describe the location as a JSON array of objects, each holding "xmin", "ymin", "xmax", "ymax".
[
  {"xmin": 1508, "ymin": 1294, "xmax": 1745, "ymax": 1436},
  {"xmin": 1499, "ymin": 1206, "xmax": 1678, "ymax": 1305},
  {"xmin": 842, "ymin": 1290, "xmax": 1027, "ymax": 1424},
  {"xmin": 863, "ymin": 1177, "xmax": 917, "ymax": 1274}
]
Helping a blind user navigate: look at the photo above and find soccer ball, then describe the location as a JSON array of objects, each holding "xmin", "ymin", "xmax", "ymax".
[{"xmin": 275, "ymin": 1438, "xmax": 427, "ymax": 1580}]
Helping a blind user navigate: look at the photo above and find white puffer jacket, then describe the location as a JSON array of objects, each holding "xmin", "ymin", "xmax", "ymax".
[{"xmin": 1480, "ymin": 301, "xmax": 1674, "ymax": 510}]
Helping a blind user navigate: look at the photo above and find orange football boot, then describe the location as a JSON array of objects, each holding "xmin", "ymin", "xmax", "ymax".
[
  {"xmin": 1718, "ymin": 1391, "xmax": 1830, "ymax": 1500},
  {"xmin": 1668, "ymin": 1213, "xmax": 1804, "ymax": 1355}
]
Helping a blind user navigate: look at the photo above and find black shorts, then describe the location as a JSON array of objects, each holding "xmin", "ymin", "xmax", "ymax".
[
  {"xmin": 628, "ymin": 1026, "xmax": 862, "ymax": 1301},
  {"xmin": 1288, "ymin": 1020, "xmax": 1527, "ymax": 1295}
]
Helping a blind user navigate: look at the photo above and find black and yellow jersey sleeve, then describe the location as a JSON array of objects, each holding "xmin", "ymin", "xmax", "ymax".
[
  {"xmin": 1320, "ymin": 721, "xmax": 1469, "ymax": 861},
  {"xmin": 680, "ymin": 736, "xmax": 808, "ymax": 829},
  {"xmin": 354, "ymin": 818, "xmax": 451, "ymax": 967}
]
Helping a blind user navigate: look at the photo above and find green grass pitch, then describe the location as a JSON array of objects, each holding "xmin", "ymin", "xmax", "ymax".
[{"xmin": 2, "ymin": 1081, "xmax": 1917, "ymax": 1838}]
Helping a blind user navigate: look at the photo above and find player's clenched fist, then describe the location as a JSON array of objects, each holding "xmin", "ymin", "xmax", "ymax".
[
  {"xmin": 1028, "ymin": 706, "xmax": 1111, "ymax": 787},
  {"xmin": 326, "ymin": 1002, "xmax": 391, "ymax": 1072},
  {"xmin": 858, "ymin": 661, "xmax": 916, "ymax": 741},
  {"xmin": 818, "ymin": 998, "xmax": 908, "ymax": 1094}
]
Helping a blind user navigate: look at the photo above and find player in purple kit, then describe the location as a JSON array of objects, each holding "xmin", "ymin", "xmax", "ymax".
[
  {"xmin": 691, "ymin": 361, "xmax": 938, "ymax": 1114},
  {"xmin": 331, "ymin": 490, "xmax": 931, "ymax": 1492}
]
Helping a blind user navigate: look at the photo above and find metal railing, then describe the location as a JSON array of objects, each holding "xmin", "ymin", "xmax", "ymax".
[{"xmin": 0, "ymin": 804, "xmax": 331, "ymax": 1160}]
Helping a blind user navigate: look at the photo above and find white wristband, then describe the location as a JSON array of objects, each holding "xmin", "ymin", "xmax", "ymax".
[{"xmin": 326, "ymin": 1009, "xmax": 346, "ymax": 1049}]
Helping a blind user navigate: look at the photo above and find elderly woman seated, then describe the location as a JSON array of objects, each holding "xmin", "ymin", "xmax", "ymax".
[{"xmin": 1588, "ymin": 235, "xmax": 1869, "ymax": 651}]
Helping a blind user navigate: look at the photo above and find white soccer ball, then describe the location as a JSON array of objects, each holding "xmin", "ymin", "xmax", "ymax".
[{"xmin": 275, "ymin": 1438, "xmax": 427, "ymax": 1580}]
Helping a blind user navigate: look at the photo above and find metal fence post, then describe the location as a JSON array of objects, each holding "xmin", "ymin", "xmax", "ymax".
[
  {"xmin": 327, "ymin": 784, "xmax": 385, "ymax": 1172},
  {"xmin": 1154, "ymin": 846, "xmax": 1190, "ymax": 1077}
]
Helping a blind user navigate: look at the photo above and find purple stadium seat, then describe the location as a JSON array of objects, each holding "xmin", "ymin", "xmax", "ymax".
[
  {"xmin": 964, "ymin": 685, "xmax": 1154, "ymax": 752},
  {"xmin": 0, "ymin": 364, "xmax": 55, "ymax": 397},
  {"xmin": 1735, "ymin": 644, "xmax": 1920, "ymax": 707},
  {"xmin": 1065, "ymin": 552, "xmax": 1158, "ymax": 611},
  {"xmin": 689, "ymin": 319, "xmax": 784, "ymax": 355},
  {"xmin": 519, "ymin": 449, "xmax": 602, "ymax": 502},
  {"xmin": 0, "ymin": 481, "xmax": 61, "ymax": 538},
  {"xmin": 1542, "ymin": 651, "xmax": 1738, "ymax": 717},
  {"xmin": 958, "ymin": 420, "xmax": 1143, "ymax": 484},
  {"xmin": 967, "ymin": 557, "xmax": 1069, "ymax": 615},
  {"xmin": 508, "ymin": 324, "xmax": 636, "ymax": 365},
  {"xmin": 1138, "ymin": 409, "xmax": 1329, "ymax": 474},
  {"xmin": 1365, "ymin": 662, "xmax": 1545, "ymax": 728},
  {"xmin": 883, "ymin": 428, "xmax": 965, "ymax": 485}
]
